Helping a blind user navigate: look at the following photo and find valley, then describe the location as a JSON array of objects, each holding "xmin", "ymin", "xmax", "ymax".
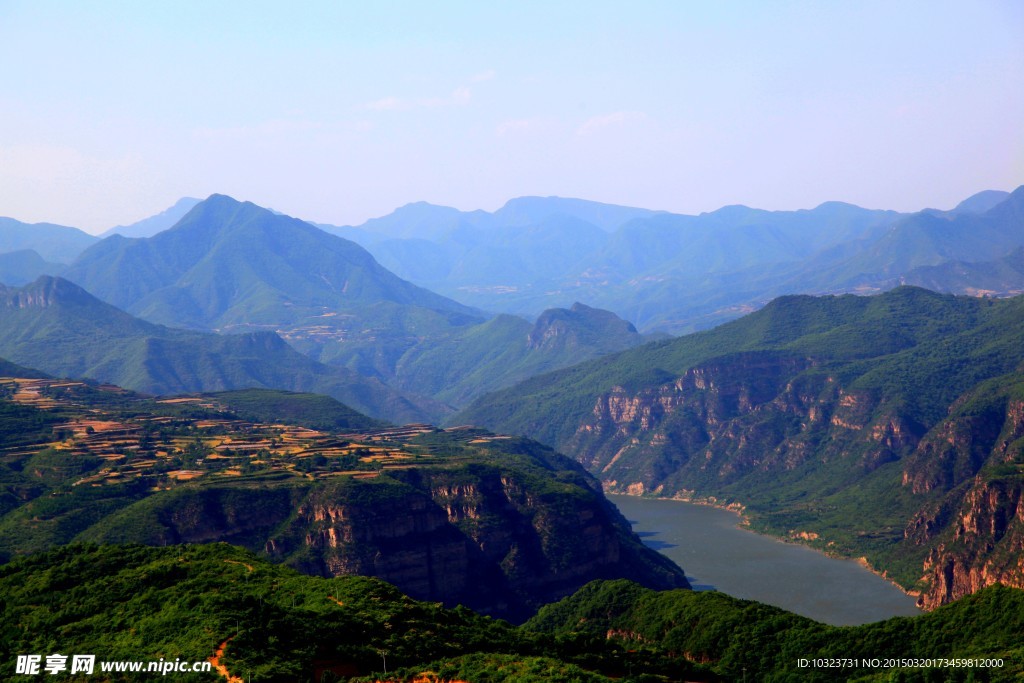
[
  {"xmin": 5, "ymin": 5, "xmax": 1024, "ymax": 679},
  {"xmin": 460, "ymin": 287, "xmax": 1024, "ymax": 611},
  {"xmin": 3, "ymin": 188, "xmax": 1024, "ymax": 679}
]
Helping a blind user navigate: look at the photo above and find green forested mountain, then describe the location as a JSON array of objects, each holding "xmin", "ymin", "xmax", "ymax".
[
  {"xmin": 62, "ymin": 193, "xmax": 480, "ymax": 330},
  {"xmin": 365, "ymin": 302, "xmax": 651, "ymax": 407},
  {"xmin": 457, "ymin": 287, "xmax": 1024, "ymax": 608},
  {"xmin": 458, "ymin": 287, "xmax": 988, "ymax": 447},
  {"xmin": 57, "ymin": 194, "xmax": 648, "ymax": 408},
  {"xmin": 2, "ymin": 545, "xmax": 1021, "ymax": 682},
  {"xmin": 0, "ymin": 375, "xmax": 685, "ymax": 622},
  {"xmin": 0, "ymin": 276, "xmax": 444, "ymax": 423},
  {"xmin": 527, "ymin": 579, "xmax": 1024, "ymax": 682},
  {"xmin": 269, "ymin": 299, "xmax": 650, "ymax": 409}
]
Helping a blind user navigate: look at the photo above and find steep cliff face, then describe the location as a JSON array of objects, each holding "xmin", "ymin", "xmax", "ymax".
[
  {"xmin": 267, "ymin": 467, "xmax": 686, "ymax": 621},
  {"xmin": 85, "ymin": 453, "xmax": 687, "ymax": 622},
  {"xmin": 279, "ymin": 479, "xmax": 482, "ymax": 609},
  {"xmin": 899, "ymin": 395, "xmax": 1019, "ymax": 495},
  {"xmin": 916, "ymin": 476, "xmax": 1024, "ymax": 609},
  {"xmin": 1, "ymin": 276, "xmax": 97, "ymax": 309},
  {"xmin": 570, "ymin": 351, "xmax": 923, "ymax": 496},
  {"xmin": 454, "ymin": 289, "xmax": 1024, "ymax": 609},
  {"xmin": 903, "ymin": 392, "xmax": 1024, "ymax": 607}
]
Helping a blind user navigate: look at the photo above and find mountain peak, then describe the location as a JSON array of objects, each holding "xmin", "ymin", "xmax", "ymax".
[
  {"xmin": 1, "ymin": 275, "xmax": 99, "ymax": 310},
  {"xmin": 527, "ymin": 303, "xmax": 640, "ymax": 351},
  {"xmin": 203, "ymin": 192, "xmax": 241, "ymax": 204},
  {"xmin": 701, "ymin": 204, "xmax": 758, "ymax": 221},
  {"xmin": 951, "ymin": 189, "xmax": 1011, "ymax": 215},
  {"xmin": 494, "ymin": 196, "xmax": 657, "ymax": 231},
  {"xmin": 809, "ymin": 200, "xmax": 870, "ymax": 214},
  {"xmin": 160, "ymin": 193, "xmax": 293, "ymax": 241}
]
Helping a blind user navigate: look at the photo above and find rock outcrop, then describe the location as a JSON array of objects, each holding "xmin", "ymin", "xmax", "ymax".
[
  {"xmin": 87, "ymin": 450, "xmax": 688, "ymax": 622},
  {"xmin": 916, "ymin": 476, "xmax": 1024, "ymax": 608},
  {"xmin": 905, "ymin": 392, "xmax": 1024, "ymax": 607},
  {"xmin": 571, "ymin": 351, "xmax": 925, "ymax": 495},
  {"xmin": 267, "ymin": 466, "xmax": 687, "ymax": 621}
]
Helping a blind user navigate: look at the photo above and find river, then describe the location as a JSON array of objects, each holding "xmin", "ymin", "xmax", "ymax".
[{"xmin": 609, "ymin": 494, "xmax": 923, "ymax": 625}]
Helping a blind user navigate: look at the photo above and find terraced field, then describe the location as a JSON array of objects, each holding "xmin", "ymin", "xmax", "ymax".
[{"xmin": 0, "ymin": 376, "xmax": 492, "ymax": 488}]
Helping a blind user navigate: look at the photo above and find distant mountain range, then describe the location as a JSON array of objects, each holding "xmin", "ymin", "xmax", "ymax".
[
  {"xmin": 324, "ymin": 187, "xmax": 1024, "ymax": 333},
  {"xmin": 0, "ymin": 196, "xmax": 652, "ymax": 416},
  {"xmin": 2, "ymin": 186, "xmax": 1023, "ymax": 414},
  {"xmin": 4, "ymin": 187, "xmax": 1023, "ymax": 337},
  {"xmin": 0, "ymin": 249, "xmax": 63, "ymax": 287},
  {"xmin": 0, "ymin": 198, "xmax": 204, "ymax": 285},
  {"xmin": 0, "ymin": 217, "xmax": 97, "ymax": 269},
  {"xmin": 99, "ymin": 196, "xmax": 202, "ymax": 238}
]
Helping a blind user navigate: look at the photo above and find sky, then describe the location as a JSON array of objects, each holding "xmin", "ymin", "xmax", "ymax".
[{"xmin": 1, "ymin": 1, "xmax": 1022, "ymax": 234}]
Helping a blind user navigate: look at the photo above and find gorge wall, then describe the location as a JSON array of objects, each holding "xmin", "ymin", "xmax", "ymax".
[
  {"xmin": 564, "ymin": 350, "xmax": 1024, "ymax": 608},
  {"xmin": 85, "ymin": 461, "xmax": 688, "ymax": 622}
]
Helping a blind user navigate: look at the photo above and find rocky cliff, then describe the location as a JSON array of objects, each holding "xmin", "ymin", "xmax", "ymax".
[
  {"xmin": 570, "ymin": 350, "xmax": 926, "ymax": 496},
  {"xmin": 83, "ymin": 444, "xmax": 687, "ymax": 622},
  {"xmin": 915, "ymin": 476, "xmax": 1024, "ymax": 609},
  {"xmin": 903, "ymin": 386, "xmax": 1024, "ymax": 607},
  {"xmin": 266, "ymin": 465, "xmax": 685, "ymax": 621},
  {"xmin": 565, "ymin": 348, "xmax": 1024, "ymax": 608}
]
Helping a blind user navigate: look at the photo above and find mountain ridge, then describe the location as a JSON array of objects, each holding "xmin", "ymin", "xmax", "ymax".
[
  {"xmin": 0, "ymin": 275, "xmax": 445, "ymax": 423},
  {"xmin": 313, "ymin": 186, "xmax": 1024, "ymax": 335},
  {"xmin": 99, "ymin": 196, "xmax": 202, "ymax": 238},
  {"xmin": 63, "ymin": 193, "xmax": 481, "ymax": 330},
  {"xmin": 0, "ymin": 217, "xmax": 98, "ymax": 263}
]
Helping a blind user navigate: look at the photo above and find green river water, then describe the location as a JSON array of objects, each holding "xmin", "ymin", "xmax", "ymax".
[{"xmin": 609, "ymin": 494, "xmax": 923, "ymax": 626}]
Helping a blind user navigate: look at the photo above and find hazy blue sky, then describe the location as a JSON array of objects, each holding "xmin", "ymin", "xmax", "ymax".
[{"xmin": 2, "ymin": 1, "xmax": 1022, "ymax": 233}]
